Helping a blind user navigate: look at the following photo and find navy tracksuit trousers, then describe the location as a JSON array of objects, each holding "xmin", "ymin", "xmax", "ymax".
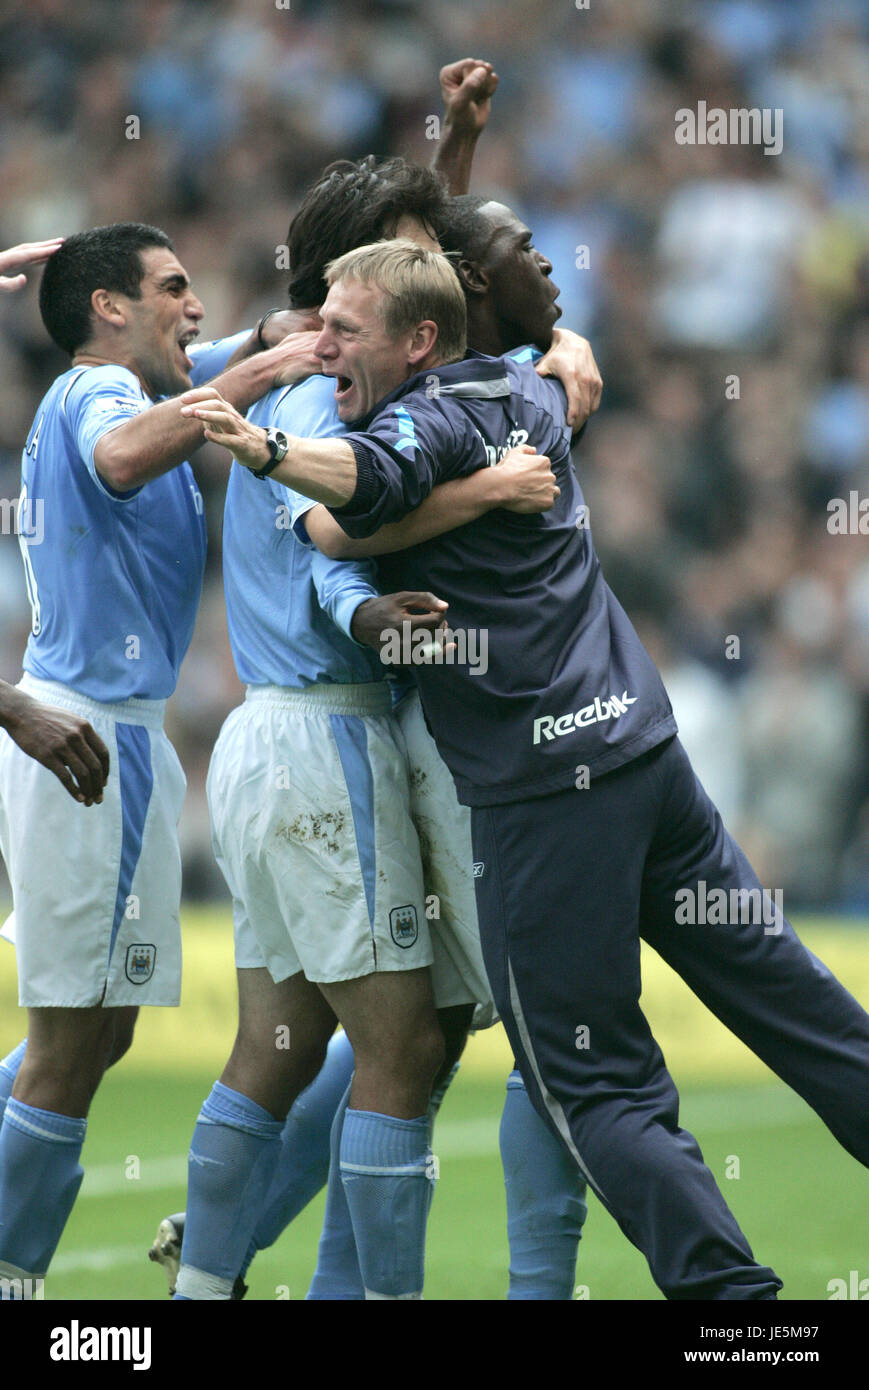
[{"xmin": 471, "ymin": 736, "xmax": 869, "ymax": 1300}]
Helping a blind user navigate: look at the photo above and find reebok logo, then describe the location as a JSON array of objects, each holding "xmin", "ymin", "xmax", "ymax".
[{"xmin": 533, "ymin": 692, "xmax": 637, "ymax": 745}]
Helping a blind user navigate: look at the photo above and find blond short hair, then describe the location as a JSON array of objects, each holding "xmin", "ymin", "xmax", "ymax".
[{"xmin": 324, "ymin": 238, "xmax": 467, "ymax": 364}]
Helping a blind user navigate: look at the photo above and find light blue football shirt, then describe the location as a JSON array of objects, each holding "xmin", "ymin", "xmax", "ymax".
[
  {"xmin": 188, "ymin": 330, "xmax": 251, "ymax": 385},
  {"xmin": 222, "ymin": 374, "xmax": 385, "ymax": 687},
  {"xmin": 20, "ymin": 364, "xmax": 207, "ymax": 701}
]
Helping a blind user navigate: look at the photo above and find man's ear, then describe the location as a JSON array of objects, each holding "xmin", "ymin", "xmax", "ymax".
[
  {"xmin": 408, "ymin": 319, "xmax": 439, "ymax": 365},
  {"xmin": 90, "ymin": 287, "xmax": 127, "ymax": 332},
  {"xmin": 457, "ymin": 258, "xmax": 488, "ymax": 296}
]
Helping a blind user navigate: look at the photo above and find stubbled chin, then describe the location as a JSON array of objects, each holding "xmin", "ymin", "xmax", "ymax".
[
  {"xmin": 337, "ymin": 391, "xmax": 365, "ymax": 422},
  {"xmin": 155, "ymin": 368, "xmax": 192, "ymax": 399}
]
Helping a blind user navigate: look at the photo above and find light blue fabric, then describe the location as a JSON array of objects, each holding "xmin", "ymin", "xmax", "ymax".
[
  {"xmin": 243, "ymin": 1031, "xmax": 355, "ymax": 1275},
  {"xmin": 109, "ymin": 724, "xmax": 154, "ymax": 961},
  {"xmin": 340, "ymin": 1108, "xmax": 433, "ymax": 1297},
  {"xmin": 20, "ymin": 364, "xmax": 206, "ymax": 700},
  {"xmin": 0, "ymin": 1098, "xmax": 86, "ymax": 1281},
  {"xmin": 222, "ymin": 375, "xmax": 384, "ymax": 687},
  {"xmin": 306, "ymin": 1079, "xmax": 363, "ymax": 1300},
  {"xmin": 180, "ymin": 1082, "xmax": 283, "ymax": 1283},
  {"xmin": 501, "ymin": 1069, "xmax": 588, "ymax": 1299},
  {"xmin": 188, "ymin": 330, "xmax": 251, "ymax": 384}
]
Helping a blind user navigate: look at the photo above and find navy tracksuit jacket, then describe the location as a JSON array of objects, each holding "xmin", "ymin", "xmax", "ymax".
[{"xmin": 325, "ymin": 351, "xmax": 869, "ymax": 1299}]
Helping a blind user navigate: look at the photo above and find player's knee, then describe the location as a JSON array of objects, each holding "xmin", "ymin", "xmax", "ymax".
[
  {"xmin": 285, "ymin": 1033, "xmax": 331, "ymax": 1095},
  {"xmin": 230, "ymin": 1018, "xmax": 328, "ymax": 1093},
  {"xmin": 359, "ymin": 1019, "xmax": 444, "ymax": 1090},
  {"xmin": 418, "ymin": 1020, "xmax": 446, "ymax": 1082},
  {"xmin": 16, "ymin": 1040, "xmax": 104, "ymax": 1111},
  {"xmin": 105, "ymin": 1007, "xmax": 138, "ymax": 1068}
]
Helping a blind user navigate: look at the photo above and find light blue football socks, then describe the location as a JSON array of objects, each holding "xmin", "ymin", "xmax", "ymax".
[
  {"xmin": 306, "ymin": 1080, "xmax": 362, "ymax": 1299},
  {"xmin": 240, "ymin": 1029, "xmax": 355, "ymax": 1279},
  {"xmin": 0, "ymin": 1097, "xmax": 86, "ymax": 1292},
  {"xmin": 500, "ymin": 1068, "xmax": 588, "ymax": 1299},
  {"xmin": 339, "ymin": 1107, "xmax": 434, "ymax": 1299},
  {"xmin": 174, "ymin": 1081, "xmax": 283, "ymax": 1299},
  {"xmin": 307, "ymin": 1052, "xmax": 460, "ymax": 1298}
]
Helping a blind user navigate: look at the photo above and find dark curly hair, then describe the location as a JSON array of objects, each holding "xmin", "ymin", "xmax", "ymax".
[{"xmin": 287, "ymin": 156, "xmax": 449, "ymax": 309}]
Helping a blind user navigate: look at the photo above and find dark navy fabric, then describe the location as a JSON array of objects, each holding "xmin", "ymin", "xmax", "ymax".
[
  {"xmin": 332, "ymin": 352, "xmax": 676, "ymax": 807},
  {"xmin": 471, "ymin": 737, "xmax": 869, "ymax": 1299}
]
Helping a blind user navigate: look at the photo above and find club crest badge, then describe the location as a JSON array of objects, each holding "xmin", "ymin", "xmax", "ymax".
[
  {"xmin": 125, "ymin": 943, "xmax": 156, "ymax": 985},
  {"xmin": 389, "ymin": 905, "xmax": 419, "ymax": 949}
]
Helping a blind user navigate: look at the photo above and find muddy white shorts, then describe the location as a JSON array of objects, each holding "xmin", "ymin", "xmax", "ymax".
[
  {"xmin": 208, "ymin": 682, "xmax": 439, "ymax": 986},
  {"xmin": 0, "ymin": 675, "xmax": 186, "ymax": 1008},
  {"xmin": 395, "ymin": 688, "xmax": 497, "ymax": 1030}
]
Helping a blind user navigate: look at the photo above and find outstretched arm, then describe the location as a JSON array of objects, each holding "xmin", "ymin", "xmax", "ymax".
[
  {"xmin": 181, "ymin": 392, "xmax": 361, "ymax": 504},
  {"xmin": 93, "ymin": 333, "xmax": 322, "ymax": 492},
  {"xmin": 301, "ymin": 445, "xmax": 559, "ymax": 559},
  {"xmin": 432, "ymin": 58, "xmax": 499, "ymax": 195},
  {"xmin": 181, "ymin": 390, "xmax": 558, "ymax": 541},
  {"xmin": 0, "ymin": 239, "xmax": 64, "ymax": 294},
  {"xmin": 214, "ymin": 308, "xmax": 324, "ymax": 370}
]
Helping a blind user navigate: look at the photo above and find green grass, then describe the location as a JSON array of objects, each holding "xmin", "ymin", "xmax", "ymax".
[
  {"xmin": 4, "ymin": 911, "xmax": 869, "ymax": 1301},
  {"xmin": 45, "ymin": 1066, "xmax": 869, "ymax": 1302}
]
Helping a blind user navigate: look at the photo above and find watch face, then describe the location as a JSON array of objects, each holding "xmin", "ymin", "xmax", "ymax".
[{"xmin": 267, "ymin": 428, "xmax": 288, "ymax": 461}]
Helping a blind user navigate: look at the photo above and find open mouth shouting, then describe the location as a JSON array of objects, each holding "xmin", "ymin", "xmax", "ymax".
[
  {"xmin": 334, "ymin": 374, "xmax": 354, "ymax": 405},
  {"xmin": 177, "ymin": 328, "xmax": 199, "ymax": 370}
]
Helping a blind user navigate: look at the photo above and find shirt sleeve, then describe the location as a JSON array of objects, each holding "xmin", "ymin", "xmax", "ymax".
[
  {"xmin": 267, "ymin": 377, "xmax": 352, "ymax": 538},
  {"xmin": 272, "ymin": 374, "xmax": 347, "ymax": 441},
  {"xmin": 330, "ymin": 396, "xmax": 486, "ymax": 538},
  {"xmin": 63, "ymin": 366, "xmax": 152, "ymax": 501},
  {"xmin": 284, "ymin": 485, "xmax": 378, "ymax": 645},
  {"xmin": 280, "ymin": 485, "xmax": 322, "ymax": 538},
  {"xmin": 187, "ymin": 330, "xmax": 252, "ymax": 384},
  {"xmin": 309, "ymin": 546, "xmax": 381, "ymax": 644}
]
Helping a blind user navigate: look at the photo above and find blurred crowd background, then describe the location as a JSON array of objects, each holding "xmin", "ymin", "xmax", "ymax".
[{"xmin": 1, "ymin": 0, "xmax": 868, "ymax": 909}]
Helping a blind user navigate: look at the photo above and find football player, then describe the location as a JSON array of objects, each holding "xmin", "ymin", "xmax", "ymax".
[
  {"xmin": 0, "ymin": 223, "xmax": 316, "ymax": 1298},
  {"xmin": 195, "ymin": 238, "xmax": 869, "ymax": 1299}
]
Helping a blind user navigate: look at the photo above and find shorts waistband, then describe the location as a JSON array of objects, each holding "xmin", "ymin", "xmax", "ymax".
[
  {"xmin": 245, "ymin": 681, "xmax": 392, "ymax": 717},
  {"xmin": 18, "ymin": 675, "xmax": 167, "ymax": 730}
]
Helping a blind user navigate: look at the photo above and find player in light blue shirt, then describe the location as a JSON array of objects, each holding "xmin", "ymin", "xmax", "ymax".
[
  {"xmin": 172, "ymin": 167, "xmax": 610, "ymax": 1300},
  {"xmin": 0, "ymin": 222, "xmax": 314, "ymax": 1300},
  {"xmin": 20, "ymin": 361, "xmax": 207, "ymax": 701},
  {"xmin": 0, "ymin": 237, "xmax": 113, "ymax": 808},
  {"xmin": 171, "ymin": 147, "xmax": 604, "ymax": 1299},
  {"xmin": 225, "ymin": 378, "xmax": 384, "ymax": 688}
]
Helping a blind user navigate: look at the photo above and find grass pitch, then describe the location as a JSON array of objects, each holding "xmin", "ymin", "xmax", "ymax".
[{"xmin": 1, "ymin": 909, "xmax": 867, "ymax": 1301}]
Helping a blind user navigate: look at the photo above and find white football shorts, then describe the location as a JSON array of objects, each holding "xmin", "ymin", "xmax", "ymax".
[
  {"xmin": 0, "ymin": 675, "xmax": 186, "ymax": 1007},
  {"xmin": 395, "ymin": 688, "xmax": 497, "ymax": 1030},
  {"xmin": 209, "ymin": 682, "xmax": 440, "ymax": 986}
]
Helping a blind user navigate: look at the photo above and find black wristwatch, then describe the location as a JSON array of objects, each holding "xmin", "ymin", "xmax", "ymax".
[{"xmin": 252, "ymin": 427, "xmax": 289, "ymax": 479}]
